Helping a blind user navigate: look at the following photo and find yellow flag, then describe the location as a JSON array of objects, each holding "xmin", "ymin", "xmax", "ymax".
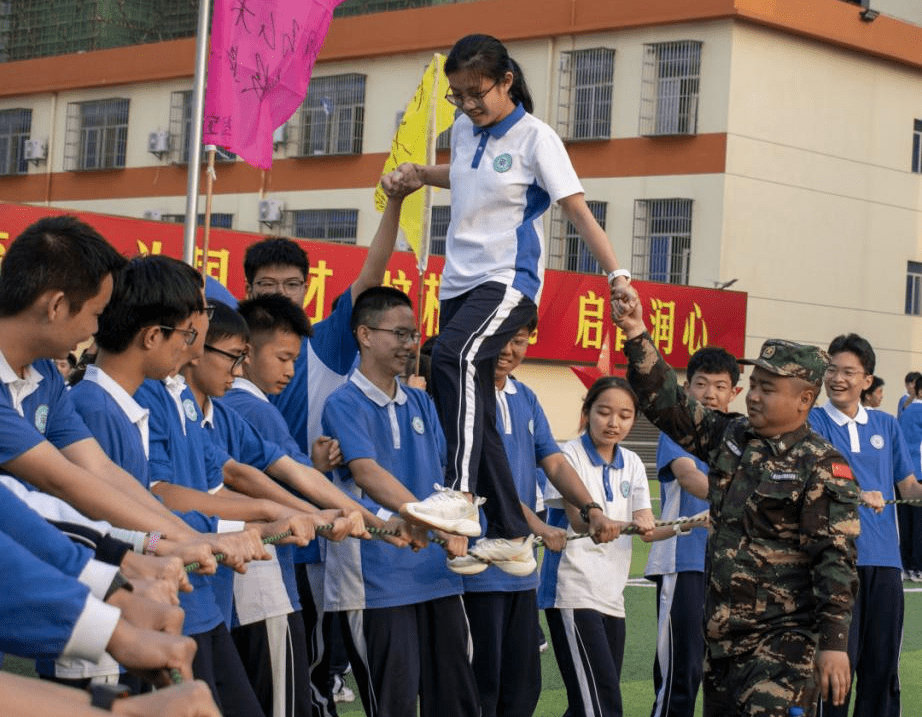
[{"xmin": 375, "ymin": 54, "xmax": 455, "ymax": 269}]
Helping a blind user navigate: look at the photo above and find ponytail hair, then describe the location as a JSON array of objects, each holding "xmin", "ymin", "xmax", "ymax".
[{"xmin": 445, "ymin": 34, "xmax": 534, "ymax": 114}]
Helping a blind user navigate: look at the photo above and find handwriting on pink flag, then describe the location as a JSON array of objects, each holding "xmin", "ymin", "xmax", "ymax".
[{"xmin": 203, "ymin": 0, "xmax": 342, "ymax": 170}]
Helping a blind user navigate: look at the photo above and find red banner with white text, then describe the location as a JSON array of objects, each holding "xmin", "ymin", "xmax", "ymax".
[{"xmin": 0, "ymin": 204, "xmax": 747, "ymax": 367}]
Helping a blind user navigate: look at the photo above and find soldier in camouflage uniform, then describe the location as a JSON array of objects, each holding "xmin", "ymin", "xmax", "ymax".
[{"xmin": 610, "ymin": 294, "xmax": 860, "ymax": 717}]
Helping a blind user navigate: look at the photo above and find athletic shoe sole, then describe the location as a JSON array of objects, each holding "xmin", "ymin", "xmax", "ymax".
[{"xmin": 400, "ymin": 504, "xmax": 482, "ymax": 537}]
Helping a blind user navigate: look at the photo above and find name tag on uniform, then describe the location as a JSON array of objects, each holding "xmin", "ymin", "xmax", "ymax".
[
  {"xmin": 771, "ymin": 472, "xmax": 798, "ymax": 482},
  {"xmin": 726, "ymin": 441, "xmax": 742, "ymax": 456}
]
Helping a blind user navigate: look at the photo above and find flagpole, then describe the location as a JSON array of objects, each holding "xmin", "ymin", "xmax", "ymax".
[
  {"xmin": 201, "ymin": 146, "xmax": 217, "ymax": 270},
  {"xmin": 182, "ymin": 0, "xmax": 213, "ymax": 266},
  {"xmin": 415, "ymin": 53, "xmax": 439, "ymax": 376}
]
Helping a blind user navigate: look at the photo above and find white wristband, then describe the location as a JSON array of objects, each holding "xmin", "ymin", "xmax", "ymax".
[{"xmin": 608, "ymin": 269, "xmax": 631, "ymax": 284}]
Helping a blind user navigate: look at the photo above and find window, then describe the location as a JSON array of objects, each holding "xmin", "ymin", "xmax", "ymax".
[
  {"xmin": 0, "ymin": 108, "xmax": 31, "ymax": 175},
  {"xmin": 558, "ymin": 48, "xmax": 615, "ymax": 140},
  {"xmin": 162, "ymin": 213, "xmax": 234, "ymax": 229},
  {"xmin": 546, "ymin": 201, "xmax": 607, "ymax": 273},
  {"xmin": 292, "ymin": 74, "xmax": 365, "ymax": 156},
  {"xmin": 430, "ymin": 205, "xmax": 451, "ymax": 256},
  {"xmin": 288, "ymin": 209, "xmax": 358, "ymax": 244},
  {"xmin": 907, "ymin": 261, "xmax": 922, "ymax": 315},
  {"xmin": 64, "ymin": 99, "xmax": 129, "ymax": 171},
  {"xmin": 913, "ymin": 119, "xmax": 922, "ymax": 173},
  {"xmin": 169, "ymin": 91, "xmax": 236, "ymax": 164},
  {"xmin": 632, "ymin": 199, "xmax": 693, "ymax": 284},
  {"xmin": 639, "ymin": 41, "xmax": 702, "ymax": 136}
]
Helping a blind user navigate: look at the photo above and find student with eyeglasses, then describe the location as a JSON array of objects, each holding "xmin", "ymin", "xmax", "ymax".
[{"xmin": 382, "ymin": 33, "xmax": 627, "ymax": 569}]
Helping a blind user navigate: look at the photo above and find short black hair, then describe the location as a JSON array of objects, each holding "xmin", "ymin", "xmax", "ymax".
[
  {"xmin": 906, "ymin": 371, "xmax": 921, "ymax": 384},
  {"xmin": 687, "ymin": 346, "xmax": 740, "ymax": 385},
  {"xmin": 0, "ymin": 215, "xmax": 127, "ymax": 317},
  {"xmin": 582, "ymin": 375, "xmax": 639, "ymax": 414},
  {"xmin": 95, "ymin": 255, "xmax": 204, "ymax": 354},
  {"xmin": 827, "ymin": 333, "xmax": 875, "ymax": 375},
  {"xmin": 520, "ymin": 305, "xmax": 538, "ymax": 334},
  {"xmin": 860, "ymin": 375, "xmax": 884, "ymax": 403},
  {"xmin": 243, "ymin": 237, "xmax": 308, "ymax": 284},
  {"xmin": 351, "ymin": 286, "xmax": 413, "ymax": 334},
  {"xmin": 237, "ymin": 294, "xmax": 312, "ymax": 339},
  {"xmin": 206, "ymin": 300, "xmax": 250, "ymax": 344}
]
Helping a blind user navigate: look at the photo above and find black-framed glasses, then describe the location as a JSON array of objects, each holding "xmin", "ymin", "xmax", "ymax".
[
  {"xmin": 445, "ymin": 79, "xmax": 499, "ymax": 107},
  {"xmin": 205, "ymin": 344, "xmax": 248, "ymax": 370},
  {"xmin": 159, "ymin": 325, "xmax": 199, "ymax": 346},
  {"xmin": 366, "ymin": 327, "xmax": 421, "ymax": 344},
  {"xmin": 252, "ymin": 278, "xmax": 306, "ymax": 294}
]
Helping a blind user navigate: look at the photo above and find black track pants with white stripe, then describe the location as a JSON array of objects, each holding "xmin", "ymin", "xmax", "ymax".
[{"xmin": 432, "ymin": 281, "xmax": 534, "ymax": 539}]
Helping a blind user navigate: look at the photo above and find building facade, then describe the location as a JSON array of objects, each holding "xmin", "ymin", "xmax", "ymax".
[{"xmin": 0, "ymin": 0, "xmax": 920, "ymax": 436}]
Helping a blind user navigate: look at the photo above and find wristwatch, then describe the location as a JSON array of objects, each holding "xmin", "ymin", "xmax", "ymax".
[
  {"xmin": 607, "ymin": 269, "xmax": 631, "ymax": 284},
  {"xmin": 579, "ymin": 502, "xmax": 603, "ymax": 524},
  {"xmin": 89, "ymin": 683, "xmax": 132, "ymax": 710},
  {"xmin": 103, "ymin": 570, "xmax": 135, "ymax": 601}
]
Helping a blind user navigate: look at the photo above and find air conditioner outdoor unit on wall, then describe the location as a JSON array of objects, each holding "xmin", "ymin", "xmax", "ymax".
[
  {"xmin": 23, "ymin": 138, "xmax": 47, "ymax": 161},
  {"xmin": 258, "ymin": 199, "xmax": 283, "ymax": 224},
  {"xmin": 147, "ymin": 130, "xmax": 170, "ymax": 156}
]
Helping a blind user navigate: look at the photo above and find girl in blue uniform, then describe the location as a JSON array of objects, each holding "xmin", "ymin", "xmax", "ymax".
[{"xmin": 384, "ymin": 34, "xmax": 631, "ymax": 564}]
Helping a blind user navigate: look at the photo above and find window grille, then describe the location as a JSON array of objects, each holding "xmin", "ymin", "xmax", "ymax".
[
  {"xmin": 547, "ymin": 201, "xmax": 606, "ymax": 273},
  {"xmin": 63, "ymin": 98, "xmax": 129, "ymax": 171},
  {"xmin": 169, "ymin": 90, "xmax": 236, "ymax": 164},
  {"xmin": 906, "ymin": 261, "xmax": 922, "ymax": 315},
  {"xmin": 161, "ymin": 213, "xmax": 233, "ymax": 229},
  {"xmin": 557, "ymin": 48, "xmax": 614, "ymax": 141},
  {"xmin": 0, "ymin": 108, "xmax": 31, "ymax": 175},
  {"xmin": 430, "ymin": 205, "xmax": 451, "ymax": 256},
  {"xmin": 284, "ymin": 209, "xmax": 358, "ymax": 244},
  {"xmin": 639, "ymin": 41, "xmax": 701, "ymax": 136},
  {"xmin": 912, "ymin": 120, "xmax": 922, "ymax": 173},
  {"xmin": 290, "ymin": 74, "xmax": 365, "ymax": 156},
  {"xmin": 632, "ymin": 198, "xmax": 693, "ymax": 284}
]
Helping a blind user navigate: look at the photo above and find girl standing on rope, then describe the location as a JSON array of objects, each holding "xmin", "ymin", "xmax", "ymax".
[{"xmin": 383, "ymin": 34, "xmax": 631, "ymax": 567}]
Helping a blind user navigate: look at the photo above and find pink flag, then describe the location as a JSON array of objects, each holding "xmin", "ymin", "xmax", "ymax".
[{"xmin": 203, "ymin": 0, "xmax": 343, "ymax": 170}]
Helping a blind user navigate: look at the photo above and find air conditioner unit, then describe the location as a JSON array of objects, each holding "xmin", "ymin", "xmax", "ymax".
[
  {"xmin": 23, "ymin": 138, "xmax": 47, "ymax": 161},
  {"xmin": 258, "ymin": 199, "xmax": 283, "ymax": 224},
  {"xmin": 272, "ymin": 124, "xmax": 286, "ymax": 149},
  {"xmin": 143, "ymin": 209, "xmax": 163, "ymax": 221},
  {"xmin": 147, "ymin": 130, "xmax": 170, "ymax": 156}
]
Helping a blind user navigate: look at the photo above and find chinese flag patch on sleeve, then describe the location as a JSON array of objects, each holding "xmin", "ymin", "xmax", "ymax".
[{"xmin": 832, "ymin": 463, "xmax": 854, "ymax": 480}]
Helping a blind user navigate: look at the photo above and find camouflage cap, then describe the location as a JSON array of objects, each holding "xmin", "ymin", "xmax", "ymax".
[{"xmin": 739, "ymin": 339, "xmax": 829, "ymax": 385}]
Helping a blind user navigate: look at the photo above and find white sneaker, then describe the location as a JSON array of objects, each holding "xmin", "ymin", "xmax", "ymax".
[
  {"xmin": 401, "ymin": 484, "xmax": 484, "ymax": 537},
  {"xmin": 448, "ymin": 535, "xmax": 537, "ymax": 576},
  {"xmin": 331, "ymin": 674, "xmax": 355, "ymax": 703}
]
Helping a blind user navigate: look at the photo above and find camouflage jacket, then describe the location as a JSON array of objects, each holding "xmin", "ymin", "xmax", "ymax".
[{"xmin": 624, "ymin": 332, "xmax": 859, "ymax": 658}]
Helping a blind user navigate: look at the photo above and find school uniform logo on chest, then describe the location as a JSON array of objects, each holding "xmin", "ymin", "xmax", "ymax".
[
  {"xmin": 620, "ymin": 480, "xmax": 630, "ymax": 498},
  {"xmin": 870, "ymin": 434, "xmax": 884, "ymax": 450},
  {"xmin": 183, "ymin": 399, "xmax": 199, "ymax": 422},
  {"xmin": 493, "ymin": 153, "xmax": 513, "ymax": 173},
  {"xmin": 34, "ymin": 404, "xmax": 48, "ymax": 433},
  {"xmin": 412, "ymin": 416, "xmax": 425, "ymax": 435}
]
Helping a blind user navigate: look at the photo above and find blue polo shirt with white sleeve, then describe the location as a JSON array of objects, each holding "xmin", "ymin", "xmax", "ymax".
[
  {"xmin": 221, "ymin": 377, "xmax": 320, "ymax": 564},
  {"xmin": 441, "ymin": 104, "xmax": 583, "ymax": 303},
  {"xmin": 464, "ymin": 377, "xmax": 559, "ymax": 593},
  {"xmin": 899, "ymin": 400, "xmax": 922, "ymax": 476},
  {"xmin": 644, "ymin": 434, "xmax": 709, "ymax": 577},
  {"xmin": 321, "ymin": 371, "xmax": 463, "ymax": 611},
  {"xmin": 0, "ymin": 351, "xmax": 92, "ymax": 467},
  {"xmin": 72, "ymin": 367, "xmax": 225, "ymax": 637},
  {"xmin": 136, "ymin": 377, "xmax": 240, "ymax": 626},
  {"xmin": 270, "ymin": 287, "xmax": 357, "ymax": 455},
  {"xmin": 810, "ymin": 402, "xmax": 914, "ymax": 569}
]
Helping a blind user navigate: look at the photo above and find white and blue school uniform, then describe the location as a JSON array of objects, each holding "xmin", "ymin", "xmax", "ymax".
[
  {"xmin": 433, "ymin": 104, "xmax": 584, "ymax": 541},
  {"xmin": 220, "ymin": 377, "xmax": 333, "ymax": 717},
  {"xmin": 463, "ymin": 377, "xmax": 559, "ymax": 717},
  {"xmin": 898, "ymin": 401, "xmax": 922, "ymax": 575},
  {"xmin": 321, "ymin": 370, "xmax": 479, "ymax": 717},
  {"xmin": 539, "ymin": 436, "xmax": 651, "ymax": 717},
  {"xmin": 644, "ymin": 434, "xmax": 709, "ymax": 717},
  {"xmin": 809, "ymin": 402, "xmax": 913, "ymax": 717},
  {"xmin": 135, "ymin": 376, "xmax": 267, "ymax": 717}
]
